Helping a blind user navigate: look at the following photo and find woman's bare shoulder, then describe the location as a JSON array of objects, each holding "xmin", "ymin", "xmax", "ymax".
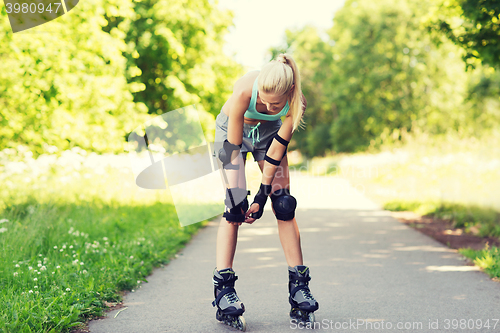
[{"xmin": 233, "ymin": 70, "xmax": 259, "ymax": 99}]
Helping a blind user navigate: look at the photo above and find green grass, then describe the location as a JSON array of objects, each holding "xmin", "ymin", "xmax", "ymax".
[
  {"xmin": 383, "ymin": 200, "xmax": 500, "ymax": 237},
  {"xmin": 460, "ymin": 246, "xmax": 500, "ymax": 279},
  {"xmin": 0, "ymin": 149, "xmax": 206, "ymax": 332}
]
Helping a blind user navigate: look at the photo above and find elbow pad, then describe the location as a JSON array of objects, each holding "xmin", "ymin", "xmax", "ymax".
[
  {"xmin": 218, "ymin": 139, "xmax": 242, "ymax": 169},
  {"xmin": 264, "ymin": 133, "xmax": 289, "ymax": 166}
]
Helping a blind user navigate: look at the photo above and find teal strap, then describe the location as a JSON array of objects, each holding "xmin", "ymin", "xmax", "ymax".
[
  {"xmin": 248, "ymin": 78, "xmax": 258, "ymax": 112},
  {"xmin": 248, "ymin": 123, "xmax": 261, "ymax": 145}
]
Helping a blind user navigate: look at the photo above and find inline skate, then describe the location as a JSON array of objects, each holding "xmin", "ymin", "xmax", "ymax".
[
  {"xmin": 212, "ymin": 268, "xmax": 246, "ymax": 331},
  {"xmin": 288, "ymin": 265, "xmax": 319, "ymax": 324}
]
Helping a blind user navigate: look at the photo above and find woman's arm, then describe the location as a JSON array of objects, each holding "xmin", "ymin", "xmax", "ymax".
[
  {"xmin": 260, "ymin": 115, "xmax": 294, "ymax": 185},
  {"xmin": 261, "ymin": 93, "xmax": 306, "ymax": 185},
  {"xmin": 224, "ymin": 74, "xmax": 254, "ymax": 146}
]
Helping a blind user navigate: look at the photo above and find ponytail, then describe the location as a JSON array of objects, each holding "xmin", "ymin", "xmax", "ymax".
[{"xmin": 258, "ymin": 53, "xmax": 305, "ymax": 132}]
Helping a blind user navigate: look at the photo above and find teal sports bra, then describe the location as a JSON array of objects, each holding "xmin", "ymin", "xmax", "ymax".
[{"xmin": 244, "ymin": 78, "xmax": 289, "ymax": 121}]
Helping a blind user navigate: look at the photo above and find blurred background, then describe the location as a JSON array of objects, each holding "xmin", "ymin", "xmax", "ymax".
[{"xmin": 1, "ymin": 0, "xmax": 498, "ymax": 207}]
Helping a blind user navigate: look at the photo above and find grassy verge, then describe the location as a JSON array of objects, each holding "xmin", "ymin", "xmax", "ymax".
[
  {"xmin": 459, "ymin": 246, "xmax": 500, "ymax": 280},
  {"xmin": 0, "ymin": 148, "xmax": 206, "ymax": 332},
  {"xmin": 383, "ymin": 200, "xmax": 500, "ymax": 237}
]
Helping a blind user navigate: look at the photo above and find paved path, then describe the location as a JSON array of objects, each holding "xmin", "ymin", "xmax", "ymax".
[{"xmin": 89, "ymin": 175, "xmax": 500, "ymax": 333}]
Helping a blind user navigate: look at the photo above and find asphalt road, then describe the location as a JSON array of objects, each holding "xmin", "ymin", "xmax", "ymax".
[{"xmin": 89, "ymin": 175, "xmax": 500, "ymax": 333}]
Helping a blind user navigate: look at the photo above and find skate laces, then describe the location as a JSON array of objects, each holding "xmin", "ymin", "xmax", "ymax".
[
  {"xmin": 300, "ymin": 287, "xmax": 314, "ymax": 301},
  {"xmin": 292, "ymin": 277, "xmax": 314, "ymax": 301},
  {"xmin": 224, "ymin": 290, "xmax": 240, "ymax": 304}
]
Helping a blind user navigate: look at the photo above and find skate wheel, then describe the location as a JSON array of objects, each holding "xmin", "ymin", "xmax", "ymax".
[{"xmin": 238, "ymin": 315, "xmax": 247, "ymax": 332}]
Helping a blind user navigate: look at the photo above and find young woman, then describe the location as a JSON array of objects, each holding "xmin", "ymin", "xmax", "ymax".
[{"xmin": 212, "ymin": 54, "xmax": 319, "ymax": 330}]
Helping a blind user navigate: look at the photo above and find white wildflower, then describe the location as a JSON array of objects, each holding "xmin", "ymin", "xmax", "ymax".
[
  {"xmin": 53, "ymin": 246, "xmax": 57, "ymax": 249},
  {"xmin": 82, "ymin": 270, "xmax": 87, "ymax": 274},
  {"xmin": 38, "ymin": 263, "xmax": 42, "ymax": 267},
  {"xmin": 0, "ymin": 227, "xmax": 7, "ymax": 233},
  {"xmin": 103, "ymin": 237, "xmax": 108, "ymax": 241},
  {"xmin": 66, "ymin": 288, "xmax": 70, "ymax": 292},
  {"xmin": 15, "ymin": 264, "xmax": 20, "ymax": 268},
  {"xmin": 28, "ymin": 266, "xmax": 33, "ymax": 270},
  {"xmin": 13, "ymin": 272, "xmax": 18, "ymax": 277},
  {"xmin": 34, "ymin": 278, "xmax": 37, "ymax": 281},
  {"xmin": 34, "ymin": 286, "xmax": 38, "ymax": 289},
  {"xmin": 0, "ymin": 219, "xmax": 8, "ymax": 223},
  {"xmin": 56, "ymin": 265, "xmax": 60, "ymax": 269},
  {"xmin": 40, "ymin": 266, "xmax": 46, "ymax": 271},
  {"xmin": 80, "ymin": 262, "xmax": 84, "ymax": 265},
  {"xmin": 29, "ymin": 290, "xmax": 33, "ymax": 294}
]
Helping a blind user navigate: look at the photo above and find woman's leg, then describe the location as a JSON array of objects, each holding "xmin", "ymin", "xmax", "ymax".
[
  {"xmin": 216, "ymin": 218, "xmax": 239, "ymax": 269},
  {"xmin": 216, "ymin": 158, "xmax": 247, "ymax": 269},
  {"xmin": 258, "ymin": 155, "xmax": 303, "ymax": 267}
]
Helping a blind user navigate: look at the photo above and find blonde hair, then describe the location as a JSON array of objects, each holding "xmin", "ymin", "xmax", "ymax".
[{"xmin": 258, "ymin": 53, "xmax": 305, "ymax": 132}]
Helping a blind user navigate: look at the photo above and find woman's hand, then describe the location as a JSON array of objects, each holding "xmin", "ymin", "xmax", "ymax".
[{"xmin": 244, "ymin": 203, "xmax": 260, "ymax": 224}]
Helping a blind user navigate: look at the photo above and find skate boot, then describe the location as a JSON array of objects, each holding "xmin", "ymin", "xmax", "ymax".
[
  {"xmin": 212, "ymin": 268, "xmax": 246, "ymax": 331},
  {"xmin": 288, "ymin": 265, "xmax": 319, "ymax": 324}
]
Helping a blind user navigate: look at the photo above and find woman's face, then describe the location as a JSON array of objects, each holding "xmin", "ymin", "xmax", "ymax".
[{"xmin": 258, "ymin": 91, "xmax": 288, "ymax": 112}]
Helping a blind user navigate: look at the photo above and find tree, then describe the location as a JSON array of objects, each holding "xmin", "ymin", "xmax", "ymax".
[
  {"xmin": 424, "ymin": 0, "xmax": 500, "ymax": 69},
  {"xmin": 0, "ymin": 0, "xmax": 146, "ymax": 154},
  {"xmin": 118, "ymin": 0, "xmax": 243, "ymax": 117},
  {"xmin": 327, "ymin": 0, "xmax": 470, "ymax": 151}
]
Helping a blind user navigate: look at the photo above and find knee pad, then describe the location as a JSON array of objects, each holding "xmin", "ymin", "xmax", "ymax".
[
  {"xmin": 223, "ymin": 188, "xmax": 249, "ymax": 223},
  {"xmin": 270, "ymin": 188, "xmax": 297, "ymax": 221}
]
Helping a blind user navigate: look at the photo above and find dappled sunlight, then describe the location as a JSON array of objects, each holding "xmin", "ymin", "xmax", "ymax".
[
  {"xmin": 393, "ymin": 245, "xmax": 453, "ymax": 253},
  {"xmin": 299, "ymin": 228, "xmax": 324, "ymax": 233},
  {"xmin": 363, "ymin": 254, "xmax": 390, "ymax": 259},
  {"xmin": 240, "ymin": 247, "xmax": 280, "ymax": 254},
  {"xmin": 248, "ymin": 264, "xmax": 281, "ymax": 269},
  {"xmin": 329, "ymin": 257, "xmax": 367, "ymax": 263},
  {"xmin": 239, "ymin": 227, "xmax": 277, "ymax": 236},
  {"xmin": 425, "ymin": 265, "xmax": 480, "ymax": 272},
  {"xmin": 235, "ymin": 237, "xmax": 253, "ymax": 242},
  {"xmin": 323, "ymin": 222, "xmax": 347, "ymax": 227},
  {"xmin": 360, "ymin": 240, "xmax": 378, "ymax": 245},
  {"xmin": 330, "ymin": 235, "xmax": 353, "ymax": 240},
  {"xmin": 357, "ymin": 211, "xmax": 392, "ymax": 217}
]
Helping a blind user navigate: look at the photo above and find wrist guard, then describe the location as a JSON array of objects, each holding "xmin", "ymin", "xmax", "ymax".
[{"xmin": 250, "ymin": 184, "xmax": 273, "ymax": 219}]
